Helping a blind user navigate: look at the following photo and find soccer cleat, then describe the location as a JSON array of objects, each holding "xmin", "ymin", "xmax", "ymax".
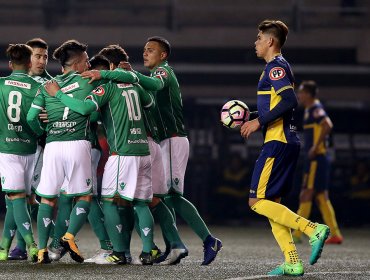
[
  {"xmin": 85, "ymin": 249, "xmax": 112, "ymax": 263},
  {"xmin": 160, "ymin": 247, "xmax": 189, "ymax": 265},
  {"xmin": 202, "ymin": 235, "xmax": 222, "ymax": 265},
  {"xmin": 60, "ymin": 234, "xmax": 84, "ymax": 263},
  {"xmin": 27, "ymin": 242, "xmax": 39, "ymax": 263},
  {"xmin": 268, "ymin": 260, "xmax": 304, "ymax": 276},
  {"xmin": 139, "ymin": 251, "xmax": 155, "ymax": 265},
  {"xmin": 309, "ymin": 223, "xmax": 330, "ymax": 265},
  {"xmin": 125, "ymin": 252, "xmax": 132, "ymax": 264},
  {"xmin": 8, "ymin": 246, "xmax": 27, "ymax": 260},
  {"xmin": 48, "ymin": 245, "xmax": 67, "ymax": 261},
  {"xmin": 37, "ymin": 249, "xmax": 51, "ymax": 264},
  {"xmin": 325, "ymin": 235, "xmax": 343, "ymax": 245},
  {"xmin": 0, "ymin": 248, "xmax": 9, "ymax": 261},
  {"xmin": 98, "ymin": 251, "xmax": 126, "ymax": 265}
]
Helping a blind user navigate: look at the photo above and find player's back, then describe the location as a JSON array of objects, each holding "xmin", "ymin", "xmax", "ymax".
[
  {"xmin": 40, "ymin": 71, "xmax": 98, "ymax": 143},
  {"xmin": 96, "ymin": 81, "xmax": 150, "ymax": 156},
  {"xmin": 0, "ymin": 71, "xmax": 40, "ymax": 155}
]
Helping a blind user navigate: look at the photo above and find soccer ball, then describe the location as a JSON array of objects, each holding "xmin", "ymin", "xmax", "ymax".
[{"xmin": 220, "ymin": 100, "xmax": 250, "ymax": 129}]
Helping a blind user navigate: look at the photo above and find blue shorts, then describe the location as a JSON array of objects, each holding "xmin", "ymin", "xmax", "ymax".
[
  {"xmin": 250, "ymin": 141, "xmax": 300, "ymax": 199},
  {"xmin": 302, "ymin": 154, "xmax": 330, "ymax": 191}
]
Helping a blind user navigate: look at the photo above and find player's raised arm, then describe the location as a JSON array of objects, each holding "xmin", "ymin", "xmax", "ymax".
[
  {"xmin": 134, "ymin": 70, "xmax": 165, "ymax": 91},
  {"xmin": 81, "ymin": 68, "xmax": 139, "ymax": 84}
]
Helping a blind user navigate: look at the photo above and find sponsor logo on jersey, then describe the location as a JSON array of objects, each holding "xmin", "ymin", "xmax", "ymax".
[
  {"xmin": 142, "ymin": 227, "xmax": 151, "ymax": 237},
  {"xmin": 76, "ymin": 207, "xmax": 86, "ymax": 216},
  {"xmin": 117, "ymin": 83, "xmax": 132, "ymax": 89},
  {"xmin": 5, "ymin": 137, "xmax": 31, "ymax": 143},
  {"xmin": 154, "ymin": 67, "xmax": 168, "ymax": 78},
  {"xmin": 116, "ymin": 224, "xmax": 122, "ymax": 233},
  {"xmin": 130, "ymin": 128, "xmax": 142, "ymax": 135},
  {"xmin": 269, "ymin": 67, "xmax": 286, "ymax": 80},
  {"xmin": 52, "ymin": 121, "xmax": 77, "ymax": 128},
  {"xmin": 10, "ymin": 229, "xmax": 16, "ymax": 237},
  {"xmin": 61, "ymin": 82, "xmax": 79, "ymax": 93},
  {"xmin": 127, "ymin": 139, "xmax": 148, "ymax": 144},
  {"xmin": 22, "ymin": 222, "xmax": 31, "ymax": 231},
  {"xmin": 8, "ymin": 124, "xmax": 23, "ymax": 132},
  {"xmin": 43, "ymin": 217, "xmax": 52, "ymax": 228},
  {"xmin": 5, "ymin": 80, "xmax": 31, "ymax": 89},
  {"xmin": 92, "ymin": 86, "xmax": 105, "ymax": 96}
]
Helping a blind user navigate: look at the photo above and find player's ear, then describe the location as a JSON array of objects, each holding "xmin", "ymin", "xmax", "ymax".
[
  {"xmin": 160, "ymin": 52, "xmax": 167, "ymax": 61},
  {"xmin": 8, "ymin": 61, "xmax": 13, "ymax": 70},
  {"xmin": 109, "ymin": 62, "xmax": 115, "ymax": 71},
  {"xmin": 268, "ymin": 36, "xmax": 274, "ymax": 47}
]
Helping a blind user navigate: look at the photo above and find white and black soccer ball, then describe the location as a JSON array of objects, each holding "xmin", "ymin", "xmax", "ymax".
[{"xmin": 220, "ymin": 100, "xmax": 250, "ymax": 130}]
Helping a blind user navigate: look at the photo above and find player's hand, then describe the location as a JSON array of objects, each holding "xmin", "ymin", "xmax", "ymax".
[
  {"xmin": 118, "ymin": 61, "xmax": 133, "ymax": 71},
  {"xmin": 81, "ymin": 70, "xmax": 102, "ymax": 84},
  {"xmin": 39, "ymin": 109, "xmax": 49, "ymax": 123},
  {"xmin": 308, "ymin": 145, "xmax": 318, "ymax": 159},
  {"xmin": 44, "ymin": 80, "xmax": 60, "ymax": 97},
  {"xmin": 240, "ymin": 118, "xmax": 261, "ymax": 139}
]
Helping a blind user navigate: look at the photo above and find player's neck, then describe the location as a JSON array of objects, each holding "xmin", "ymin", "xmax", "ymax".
[{"xmin": 265, "ymin": 50, "xmax": 281, "ymax": 63}]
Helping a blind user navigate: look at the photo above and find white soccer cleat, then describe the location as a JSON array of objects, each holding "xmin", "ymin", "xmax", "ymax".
[
  {"xmin": 85, "ymin": 249, "xmax": 112, "ymax": 264},
  {"xmin": 160, "ymin": 248, "xmax": 188, "ymax": 265},
  {"xmin": 48, "ymin": 246, "xmax": 67, "ymax": 261}
]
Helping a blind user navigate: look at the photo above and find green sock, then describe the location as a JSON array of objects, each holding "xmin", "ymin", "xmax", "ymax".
[
  {"xmin": 15, "ymin": 231, "xmax": 27, "ymax": 251},
  {"xmin": 12, "ymin": 197, "xmax": 35, "ymax": 246},
  {"xmin": 88, "ymin": 197, "xmax": 112, "ymax": 250},
  {"xmin": 67, "ymin": 200, "xmax": 90, "ymax": 236},
  {"xmin": 151, "ymin": 200, "xmax": 184, "ymax": 248},
  {"xmin": 165, "ymin": 194, "xmax": 210, "ymax": 241},
  {"xmin": 102, "ymin": 201, "xmax": 124, "ymax": 252},
  {"xmin": 133, "ymin": 201, "xmax": 154, "ymax": 253},
  {"xmin": 37, "ymin": 203, "xmax": 54, "ymax": 249},
  {"xmin": 51, "ymin": 194, "xmax": 73, "ymax": 249},
  {"xmin": 118, "ymin": 205, "xmax": 134, "ymax": 253},
  {"xmin": 0, "ymin": 197, "xmax": 17, "ymax": 250}
]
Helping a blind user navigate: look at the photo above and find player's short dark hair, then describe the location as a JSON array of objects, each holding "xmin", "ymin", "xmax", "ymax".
[
  {"xmin": 6, "ymin": 44, "xmax": 33, "ymax": 65},
  {"xmin": 89, "ymin": 54, "xmax": 110, "ymax": 70},
  {"xmin": 53, "ymin": 39, "xmax": 87, "ymax": 67},
  {"xmin": 98, "ymin": 44, "xmax": 129, "ymax": 67},
  {"xmin": 258, "ymin": 19, "xmax": 289, "ymax": 48},
  {"xmin": 299, "ymin": 80, "xmax": 318, "ymax": 97},
  {"xmin": 26, "ymin": 38, "xmax": 48, "ymax": 50},
  {"xmin": 147, "ymin": 36, "xmax": 171, "ymax": 58}
]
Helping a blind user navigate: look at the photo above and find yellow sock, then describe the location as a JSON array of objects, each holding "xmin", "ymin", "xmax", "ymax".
[
  {"xmin": 251, "ymin": 199, "xmax": 317, "ymax": 237},
  {"xmin": 292, "ymin": 201, "xmax": 312, "ymax": 239},
  {"xmin": 316, "ymin": 193, "xmax": 342, "ymax": 237},
  {"xmin": 269, "ymin": 219, "xmax": 300, "ymax": 264}
]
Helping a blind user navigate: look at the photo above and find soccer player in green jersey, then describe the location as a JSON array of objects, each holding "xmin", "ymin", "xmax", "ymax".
[
  {"xmin": 240, "ymin": 20, "xmax": 329, "ymax": 276},
  {"xmin": 7, "ymin": 38, "xmax": 53, "ymax": 261},
  {"xmin": 125, "ymin": 36, "xmax": 222, "ymax": 265},
  {"xmin": 43, "ymin": 54, "xmax": 157, "ymax": 265},
  {"xmin": 0, "ymin": 44, "xmax": 40, "ymax": 262}
]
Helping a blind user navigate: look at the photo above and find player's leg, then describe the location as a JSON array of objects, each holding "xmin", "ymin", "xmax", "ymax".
[
  {"xmin": 316, "ymin": 191, "xmax": 343, "ymax": 244},
  {"xmin": 0, "ymin": 195, "xmax": 17, "ymax": 261},
  {"xmin": 85, "ymin": 148, "xmax": 113, "ymax": 263},
  {"xmin": 117, "ymin": 199, "xmax": 134, "ymax": 263},
  {"xmin": 161, "ymin": 137, "xmax": 221, "ymax": 265},
  {"xmin": 59, "ymin": 140, "xmax": 92, "ymax": 263},
  {"xmin": 249, "ymin": 142, "xmax": 329, "ymax": 267},
  {"xmin": 48, "ymin": 192, "xmax": 72, "ymax": 261},
  {"xmin": 148, "ymin": 138, "xmax": 187, "ymax": 264}
]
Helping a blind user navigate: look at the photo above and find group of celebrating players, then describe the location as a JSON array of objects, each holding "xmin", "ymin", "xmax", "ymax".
[{"xmin": 0, "ymin": 37, "xmax": 222, "ymax": 266}]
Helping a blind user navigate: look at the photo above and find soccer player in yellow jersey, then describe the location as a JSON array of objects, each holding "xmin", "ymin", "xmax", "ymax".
[
  {"xmin": 241, "ymin": 19, "xmax": 330, "ymax": 276},
  {"xmin": 292, "ymin": 80, "xmax": 343, "ymax": 245}
]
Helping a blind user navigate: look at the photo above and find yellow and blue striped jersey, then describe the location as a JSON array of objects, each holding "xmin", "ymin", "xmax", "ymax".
[
  {"xmin": 303, "ymin": 99, "xmax": 328, "ymax": 155},
  {"xmin": 257, "ymin": 54, "xmax": 299, "ymax": 144}
]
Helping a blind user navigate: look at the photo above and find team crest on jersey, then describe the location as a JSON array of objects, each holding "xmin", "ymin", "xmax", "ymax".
[
  {"xmin": 154, "ymin": 67, "xmax": 168, "ymax": 78},
  {"xmin": 92, "ymin": 86, "xmax": 105, "ymax": 96},
  {"xmin": 269, "ymin": 67, "xmax": 286, "ymax": 80}
]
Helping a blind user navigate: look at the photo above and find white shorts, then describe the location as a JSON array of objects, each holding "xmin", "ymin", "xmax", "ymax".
[
  {"xmin": 148, "ymin": 138, "xmax": 167, "ymax": 197},
  {"xmin": 160, "ymin": 136, "xmax": 189, "ymax": 195},
  {"xmin": 91, "ymin": 148, "xmax": 101, "ymax": 196},
  {"xmin": 31, "ymin": 145, "xmax": 44, "ymax": 193},
  {"xmin": 36, "ymin": 140, "xmax": 93, "ymax": 198},
  {"xmin": 0, "ymin": 152, "xmax": 35, "ymax": 195},
  {"xmin": 101, "ymin": 155, "xmax": 152, "ymax": 202}
]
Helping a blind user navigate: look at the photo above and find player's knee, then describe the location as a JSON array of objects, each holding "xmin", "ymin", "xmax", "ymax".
[
  {"xmin": 41, "ymin": 197, "xmax": 57, "ymax": 207},
  {"xmin": 300, "ymin": 189, "xmax": 314, "ymax": 202},
  {"xmin": 7, "ymin": 192, "xmax": 26, "ymax": 200}
]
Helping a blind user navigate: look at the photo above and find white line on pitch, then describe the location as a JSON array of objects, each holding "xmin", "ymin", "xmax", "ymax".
[{"xmin": 226, "ymin": 270, "xmax": 370, "ymax": 280}]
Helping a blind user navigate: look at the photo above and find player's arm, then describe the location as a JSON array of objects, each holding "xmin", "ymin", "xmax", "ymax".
[
  {"xmin": 134, "ymin": 71, "xmax": 164, "ymax": 91},
  {"xmin": 27, "ymin": 93, "xmax": 46, "ymax": 137},
  {"xmin": 257, "ymin": 88, "xmax": 297, "ymax": 126},
  {"xmin": 138, "ymin": 86, "xmax": 154, "ymax": 109},
  {"xmin": 81, "ymin": 68, "xmax": 138, "ymax": 84},
  {"xmin": 309, "ymin": 114, "xmax": 333, "ymax": 158}
]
